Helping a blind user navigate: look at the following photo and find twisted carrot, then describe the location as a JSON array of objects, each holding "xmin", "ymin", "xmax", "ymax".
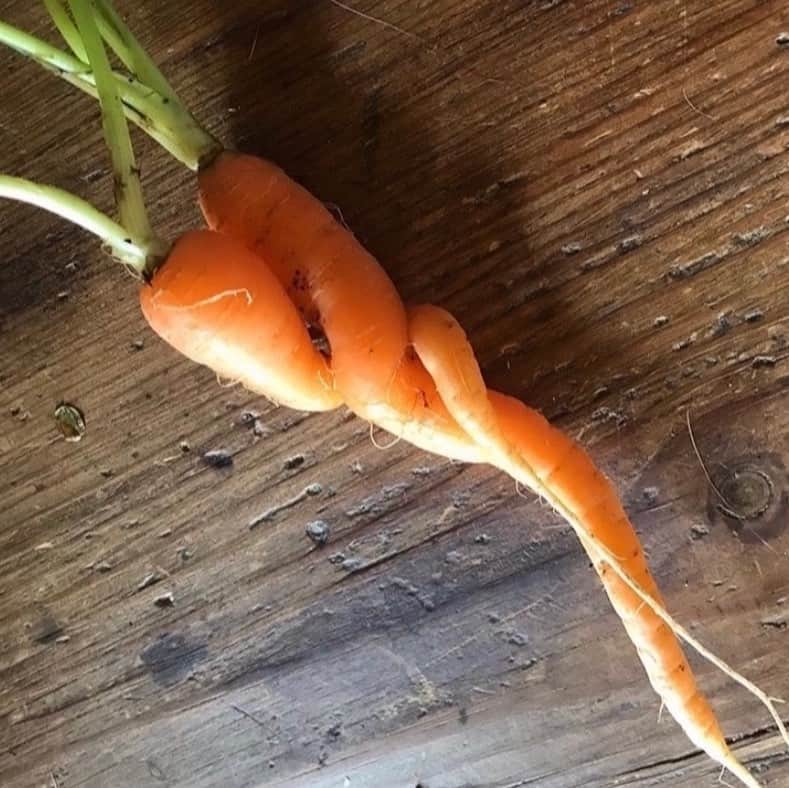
[{"xmin": 137, "ymin": 153, "xmax": 768, "ymax": 785}]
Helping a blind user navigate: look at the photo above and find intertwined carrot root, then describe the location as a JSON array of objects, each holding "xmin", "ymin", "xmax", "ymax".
[{"xmin": 141, "ymin": 151, "xmax": 776, "ymax": 786}]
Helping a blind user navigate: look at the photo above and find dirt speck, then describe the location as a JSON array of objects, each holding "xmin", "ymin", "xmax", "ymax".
[
  {"xmin": 743, "ymin": 307, "xmax": 765, "ymax": 323},
  {"xmin": 760, "ymin": 614, "xmax": 787, "ymax": 630},
  {"xmin": 561, "ymin": 242, "xmax": 582, "ymax": 256},
  {"xmin": 690, "ymin": 524, "xmax": 710, "ymax": 540},
  {"xmin": 202, "ymin": 449, "xmax": 233, "ymax": 468},
  {"xmin": 154, "ymin": 592, "xmax": 175, "ymax": 608},
  {"xmin": 710, "ymin": 314, "xmax": 733, "ymax": 339},
  {"xmin": 176, "ymin": 546, "xmax": 193, "ymax": 562},
  {"xmin": 642, "ymin": 486, "xmax": 660, "ymax": 505},
  {"xmin": 618, "ymin": 235, "xmax": 643, "ymax": 254},
  {"xmin": 325, "ymin": 721, "xmax": 343, "ymax": 740},
  {"xmin": 506, "ymin": 631, "xmax": 528, "ymax": 646},
  {"xmin": 305, "ymin": 520, "xmax": 330, "ymax": 546},
  {"xmin": 591, "ymin": 406, "xmax": 627, "ymax": 426},
  {"xmin": 734, "ymin": 228, "xmax": 769, "ymax": 248}
]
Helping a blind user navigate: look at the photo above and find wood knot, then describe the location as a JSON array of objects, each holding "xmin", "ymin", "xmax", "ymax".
[{"xmin": 707, "ymin": 455, "xmax": 787, "ymax": 543}]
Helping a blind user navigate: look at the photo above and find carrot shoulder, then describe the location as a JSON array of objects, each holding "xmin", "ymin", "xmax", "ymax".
[
  {"xmin": 139, "ymin": 229, "xmax": 341, "ymax": 413},
  {"xmin": 199, "ymin": 151, "xmax": 408, "ymax": 415}
]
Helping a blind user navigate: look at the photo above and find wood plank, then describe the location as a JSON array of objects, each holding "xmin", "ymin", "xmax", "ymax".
[{"xmin": 1, "ymin": 1, "xmax": 788, "ymax": 786}]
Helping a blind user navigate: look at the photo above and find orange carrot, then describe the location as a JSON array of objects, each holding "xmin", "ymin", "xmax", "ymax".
[
  {"xmin": 408, "ymin": 304, "xmax": 756, "ymax": 786},
  {"xmin": 198, "ymin": 151, "xmax": 409, "ymax": 416},
  {"xmin": 139, "ymin": 229, "xmax": 341, "ymax": 413}
]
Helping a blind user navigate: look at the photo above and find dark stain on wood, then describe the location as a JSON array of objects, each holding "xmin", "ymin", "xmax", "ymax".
[{"xmin": 139, "ymin": 633, "xmax": 209, "ymax": 687}]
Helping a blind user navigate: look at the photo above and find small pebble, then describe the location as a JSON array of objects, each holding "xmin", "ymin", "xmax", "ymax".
[
  {"xmin": 131, "ymin": 339, "xmax": 145, "ymax": 351},
  {"xmin": 752, "ymin": 355, "xmax": 777, "ymax": 368},
  {"xmin": 305, "ymin": 520, "xmax": 330, "ymax": 546},
  {"xmin": 642, "ymin": 486, "xmax": 659, "ymax": 505},
  {"xmin": 690, "ymin": 524, "xmax": 710, "ymax": 540},
  {"xmin": 474, "ymin": 533, "xmax": 492, "ymax": 545},
  {"xmin": 93, "ymin": 561, "xmax": 113, "ymax": 573},
  {"xmin": 744, "ymin": 308, "xmax": 764, "ymax": 323},
  {"xmin": 653, "ymin": 315, "xmax": 669, "ymax": 327},
  {"xmin": 154, "ymin": 592, "xmax": 175, "ymax": 608},
  {"xmin": 561, "ymin": 242, "xmax": 582, "ymax": 256},
  {"xmin": 202, "ymin": 449, "xmax": 233, "ymax": 468},
  {"xmin": 777, "ymin": 32, "xmax": 789, "ymax": 48}
]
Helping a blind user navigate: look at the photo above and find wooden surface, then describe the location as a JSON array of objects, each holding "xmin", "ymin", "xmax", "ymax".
[{"xmin": 2, "ymin": 2, "xmax": 789, "ymax": 786}]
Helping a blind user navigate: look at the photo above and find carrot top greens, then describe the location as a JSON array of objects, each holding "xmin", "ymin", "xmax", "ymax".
[{"xmin": 0, "ymin": 11, "xmax": 220, "ymax": 170}]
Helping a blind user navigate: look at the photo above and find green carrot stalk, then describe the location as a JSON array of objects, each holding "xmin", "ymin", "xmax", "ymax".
[{"xmin": 0, "ymin": 174, "xmax": 155, "ymax": 272}]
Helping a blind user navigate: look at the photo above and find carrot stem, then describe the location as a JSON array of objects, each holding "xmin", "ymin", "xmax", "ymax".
[
  {"xmin": 92, "ymin": 0, "xmax": 179, "ymax": 104},
  {"xmin": 91, "ymin": 0, "xmax": 221, "ymax": 169},
  {"xmin": 68, "ymin": 0, "xmax": 156, "ymax": 264},
  {"xmin": 43, "ymin": 0, "xmax": 88, "ymax": 61},
  {"xmin": 0, "ymin": 174, "xmax": 151, "ymax": 270},
  {"xmin": 0, "ymin": 18, "xmax": 90, "ymax": 75},
  {"xmin": 0, "ymin": 20, "xmax": 220, "ymax": 170}
]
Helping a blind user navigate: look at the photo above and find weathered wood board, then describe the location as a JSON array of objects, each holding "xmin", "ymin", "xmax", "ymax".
[{"xmin": 1, "ymin": 1, "xmax": 789, "ymax": 786}]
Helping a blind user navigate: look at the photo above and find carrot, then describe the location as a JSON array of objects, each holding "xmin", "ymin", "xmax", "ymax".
[
  {"xmin": 139, "ymin": 229, "xmax": 341, "ymax": 413},
  {"xmin": 0, "ymin": 6, "xmax": 782, "ymax": 785},
  {"xmin": 408, "ymin": 304, "xmax": 760, "ymax": 786},
  {"xmin": 199, "ymin": 151, "xmax": 410, "ymax": 415}
]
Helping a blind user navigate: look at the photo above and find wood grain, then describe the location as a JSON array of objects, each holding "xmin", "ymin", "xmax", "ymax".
[{"xmin": 1, "ymin": 1, "xmax": 789, "ymax": 786}]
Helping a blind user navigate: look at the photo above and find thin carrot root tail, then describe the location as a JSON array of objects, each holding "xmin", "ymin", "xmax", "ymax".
[
  {"xmin": 721, "ymin": 756, "xmax": 762, "ymax": 788},
  {"xmin": 407, "ymin": 304, "xmax": 767, "ymax": 788}
]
